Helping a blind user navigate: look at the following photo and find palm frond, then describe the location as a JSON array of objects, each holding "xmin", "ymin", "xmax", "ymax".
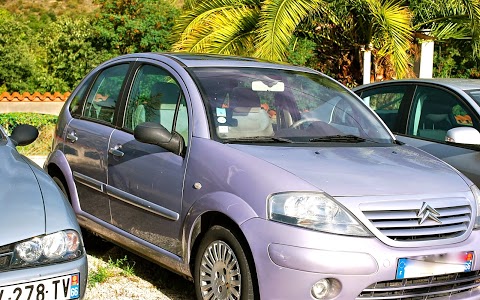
[
  {"xmin": 171, "ymin": 0, "xmax": 260, "ymax": 54},
  {"xmin": 367, "ymin": 0, "xmax": 413, "ymax": 78},
  {"xmin": 253, "ymin": 0, "xmax": 327, "ymax": 61}
]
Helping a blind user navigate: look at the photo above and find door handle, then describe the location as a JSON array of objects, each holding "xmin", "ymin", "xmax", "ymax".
[
  {"xmin": 109, "ymin": 145, "xmax": 124, "ymax": 157},
  {"xmin": 66, "ymin": 131, "xmax": 78, "ymax": 143}
]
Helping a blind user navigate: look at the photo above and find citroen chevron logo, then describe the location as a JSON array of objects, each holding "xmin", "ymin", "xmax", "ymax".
[{"xmin": 417, "ymin": 202, "xmax": 442, "ymax": 225}]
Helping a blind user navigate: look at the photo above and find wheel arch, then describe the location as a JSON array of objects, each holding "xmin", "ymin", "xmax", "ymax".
[
  {"xmin": 46, "ymin": 150, "xmax": 81, "ymax": 212},
  {"xmin": 183, "ymin": 192, "xmax": 259, "ymax": 294}
]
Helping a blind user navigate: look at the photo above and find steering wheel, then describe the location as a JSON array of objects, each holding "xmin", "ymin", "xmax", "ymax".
[{"xmin": 290, "ymin": 118, "xmax": 322, "ymax": 129}]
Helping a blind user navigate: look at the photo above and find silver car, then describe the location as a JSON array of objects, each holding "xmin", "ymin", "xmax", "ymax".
[
  {"xmin": 353, "ymin": 78, "xmax": 480, "ymax": 186},
  {"xmin": 0, "ymin": 124, "xmax": 87, "ymax": 300}
]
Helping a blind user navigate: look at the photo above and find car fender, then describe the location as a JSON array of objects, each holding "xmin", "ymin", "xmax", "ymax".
[
  {"xmin": 182, "ymin": 191, "xmax": 258, "ymax": 262},
  {"xmin": 45, "ymin": 149, "xmax": 81, "ymax": 213}
]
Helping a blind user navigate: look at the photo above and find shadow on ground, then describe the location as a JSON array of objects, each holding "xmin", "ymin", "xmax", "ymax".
[{"xmin": 83, "ymin": 230, "xmax": 195, "ymax": 300}]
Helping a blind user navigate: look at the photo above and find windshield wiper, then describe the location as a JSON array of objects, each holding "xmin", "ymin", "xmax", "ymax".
[
  {"xmin": 309, "ymin": 134, "xmax": 368, "ymax": 143},
  {"xmin": 223, "ymin": 136, "xmax": 294, "ymax": 144}
]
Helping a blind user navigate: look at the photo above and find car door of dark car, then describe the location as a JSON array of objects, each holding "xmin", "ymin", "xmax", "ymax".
[
  {"xmin": 355, "ymin": 84, "xmax": 414, "ymax": 134},
  {"xmin": 398, "ymin": 84, "xmax": 480, "ymax": 186},
  {"xmin": 63, "ymin": 63, "xmax": 130, "ymax": 223},
  {"xmin": 108, "ymin": 63, "xmax": 189, "ymax": 256}
]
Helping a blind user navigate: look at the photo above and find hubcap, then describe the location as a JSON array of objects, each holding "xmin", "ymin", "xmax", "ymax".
[{"xmin": 199, "ymin": 240, "xmax": 241, "ymax": 300}]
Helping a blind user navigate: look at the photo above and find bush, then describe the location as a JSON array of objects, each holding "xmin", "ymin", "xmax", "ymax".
[{"xmin": 0, "ymin": 113, "xmax": 57, "ymax": 155}]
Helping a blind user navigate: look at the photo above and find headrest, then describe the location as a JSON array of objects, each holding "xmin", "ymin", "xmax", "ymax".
[{"xmin": 426, "ymin": 114, "xmax": 449, "ymax": 122}]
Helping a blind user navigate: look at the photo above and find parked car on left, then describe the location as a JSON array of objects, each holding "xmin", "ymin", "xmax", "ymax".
[{"xmin": 0, "ymin": 124, "xmax": 87, "ymax": 300}]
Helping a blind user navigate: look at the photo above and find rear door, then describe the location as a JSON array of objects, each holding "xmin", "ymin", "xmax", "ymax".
[
  {"xmin": 63, "ymin": 63, "xmax": 131, "ymax": 223},
  {"xmin": 107, "ymin": 61, "xmax": 189, "ymax": 256}
]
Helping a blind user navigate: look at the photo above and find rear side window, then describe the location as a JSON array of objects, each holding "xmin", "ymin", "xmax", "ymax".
[
  {"xmin": 357, "ymin": 85, "xmax": 408, "ymax": 132},
  {"xmin": 82, "ymin": 64, "xmax": 129, "ymax": 124}
]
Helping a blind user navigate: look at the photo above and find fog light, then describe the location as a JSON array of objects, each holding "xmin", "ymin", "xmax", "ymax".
[{"xmin": 311, "ymin": 278, "xmax": 341, "ymax": 299}]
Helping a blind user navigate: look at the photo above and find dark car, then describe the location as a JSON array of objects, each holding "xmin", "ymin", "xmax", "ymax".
[
  {"xmin": 45, "ymin": 53, "xmax": 480, "ymax": 299},
  {"xmin": 0, "ymin": 124, "xmax": 87, "ymax": 300},
  {"xmin": 353, "ymin": 78, "xmax": 480, "ymax": 186}
]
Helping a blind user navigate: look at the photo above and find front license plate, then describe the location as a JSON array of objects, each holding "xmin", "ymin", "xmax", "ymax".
[
  {"xmin": 396, "ymin": 252, "xmax": 474, "ymax": 279},
  {"xmin": 0, "ymin": 273, "xmax": 80, "ymax": 300}
]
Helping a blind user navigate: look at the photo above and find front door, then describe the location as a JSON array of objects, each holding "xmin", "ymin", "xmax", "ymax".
[{"xmin": 108, "ymin": 63, "xmax": 189, "ymax": 256}]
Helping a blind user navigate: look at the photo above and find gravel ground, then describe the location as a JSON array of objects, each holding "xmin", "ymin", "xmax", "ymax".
[{"xmin": 82, "ymin": 234, "xmax": 195, "ymax": 300}]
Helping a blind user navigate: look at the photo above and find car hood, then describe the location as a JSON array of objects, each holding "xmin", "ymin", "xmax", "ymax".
[
  {"xmin": 227, "ymin": 143, "xmax": 469, "ymax": 196},
  {"xmin": 0, "ymin": 146, "xmax": 45, "ymax": 246}
]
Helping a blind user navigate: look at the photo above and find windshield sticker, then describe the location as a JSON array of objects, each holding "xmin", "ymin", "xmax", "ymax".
[
  {"xmin": 218, "ymin": 126, "xmax": 229, "ymax": 133},
  {"xmin": 217, "ymin": 117, "xmax": 227, "ymax": 124},
  {"xmin": 216, "ymin": 107, "xmax": 227, "ymax": 117}
]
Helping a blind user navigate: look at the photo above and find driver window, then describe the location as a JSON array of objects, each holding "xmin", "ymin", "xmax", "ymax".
[
  {"xmin": 124, "ymin": 64, "xmax": 188, "ymax": 142},
  {"xmin": 407, "ymin": 86, "xmax": 477, "ymax": 141}
]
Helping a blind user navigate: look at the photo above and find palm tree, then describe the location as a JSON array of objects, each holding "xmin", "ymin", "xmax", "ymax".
[
  {"xmin": 172, "ymin": 0, "xmax": 480, "ymax": 80},
  {"xmin": 172, "ymin": 0, "xmax": 412, "ymax": 79}
]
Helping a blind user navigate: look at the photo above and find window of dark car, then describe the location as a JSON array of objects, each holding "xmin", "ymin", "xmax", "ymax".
[
  {"xmin": 123, "ymin": 64, "xmax": 189, "ymax": 143},
  {"xmin": 466, "ymin": 90, "xmax": 480, "ymax": 107},
  {"xmin": 356, "ymin": 85, "xmax": 409, "ymax": 132},
  {"xmin": 407, "ymin": 85, "xmax": 480, "ymax": 141},
  {"xmin": 82, "ymin": 64, "xmax": 130, "ymax": 125}
]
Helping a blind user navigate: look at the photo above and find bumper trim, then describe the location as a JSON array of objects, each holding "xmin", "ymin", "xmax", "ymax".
[{"xmin": 268, "ymin": 243, "xmax": 378, "ymax": 275}]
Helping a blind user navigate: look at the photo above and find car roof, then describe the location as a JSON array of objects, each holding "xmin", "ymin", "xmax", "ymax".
[
  {"xmin": 107, "ymin": 52, "xmax": 317, "ymax": 73},
  {"xmin": 354, "ymin": 78, "xmax": 480, "ymax": 92}
]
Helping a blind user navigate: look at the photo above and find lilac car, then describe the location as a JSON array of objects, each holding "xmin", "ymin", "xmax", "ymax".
[{"xmin": 45, "ymin": 53, "xmax": 480, "ymax": 299}]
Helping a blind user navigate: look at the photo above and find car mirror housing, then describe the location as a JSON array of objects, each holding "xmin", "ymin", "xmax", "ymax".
[
  {"xmin": 446, "ymin": 127, "xmax": 480, "ymax": 145},
  {"xmin": 9, "ymin": 124, "xmax": 39, "ymax": 146},
  {"xmin": 134, "ymin": 122, "xmax": 184, "ymax": 155}
]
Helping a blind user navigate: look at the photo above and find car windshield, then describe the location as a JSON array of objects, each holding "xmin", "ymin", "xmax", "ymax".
[
  {"xmin": 191, "ymin": 67, "xmax": 393, "ymax": 144},
  {"xmin": 467, "ymin": 89, "xmax": 480, "ymax": 106}
]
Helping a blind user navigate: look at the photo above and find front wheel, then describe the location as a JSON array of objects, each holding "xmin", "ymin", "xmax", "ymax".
[{"xmin": 194, "ymin": 225, "xmax": 256, "ymax": 300}]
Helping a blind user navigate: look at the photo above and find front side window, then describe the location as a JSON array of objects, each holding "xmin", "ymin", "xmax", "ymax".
[
  {"xmin": 191, "ymin": 67, "xmax": 393, "ymax": 144},
  {"xmin": 124, "ymin": 64, "xmax": 188, "ymax": 143},
  {"xmin": 407, "ymin": 86, "xmax": 478, "ymax": 141},
  {"xmin": 83, "ymin": 64, "xmax": 129, "ymax": 124}
]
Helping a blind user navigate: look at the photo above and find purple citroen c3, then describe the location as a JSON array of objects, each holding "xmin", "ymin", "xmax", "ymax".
[{"xmin": 45, "ymin": 53, "xmax": 480, "ymax": 299}]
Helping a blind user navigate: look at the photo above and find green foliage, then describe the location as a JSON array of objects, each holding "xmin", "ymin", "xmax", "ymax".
[
  {"xmin": 0, "ymin": 9, "xmax": 42, "ymax": 92},
  {"xmin": 88, "ymin": 264, "xmax": 112, "ymax": 287},
  {"xmin": 94, "ymin": 0, "xmax": 180, "ymax": 54},
  {"xmin": 0, "ymin": 113, "xmax": 57, "ymax": 155},
  {"xmin": 434, "ymin": 41, "xmax": 480, "ymax": 78},
  {"xmin": 39, "ymin": 16, "xmax": 115, "ymax": 93}
]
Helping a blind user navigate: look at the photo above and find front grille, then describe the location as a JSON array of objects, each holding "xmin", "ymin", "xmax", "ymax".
[
  {"xmin": 357, "ymin": 271, "xmax": 480, "ymax": 299},
  {"xmin": 362, "ymin": 199, "xmax": 471, "ymax": 242}
]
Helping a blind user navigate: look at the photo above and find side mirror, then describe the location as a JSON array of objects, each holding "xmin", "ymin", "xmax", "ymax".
[
  {"xmin": 9, "ymin": 124, "xmax": 39, "ymax": 146},
  {"xmin": 134, "ymin": 122, "xmax": 184, "ymax": 155},
  {"xmin": 445, "ymin": 127, "xmax": 480, "ymax": 145}
]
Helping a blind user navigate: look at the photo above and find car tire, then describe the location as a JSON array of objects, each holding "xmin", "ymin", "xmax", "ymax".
[
  {"xmin": 194, "ymin": 225, "xmax": 256, "ymax": 300},
  {"xmin": 52, "ymin": 176, "xmax": 70, "ymax": 200}
]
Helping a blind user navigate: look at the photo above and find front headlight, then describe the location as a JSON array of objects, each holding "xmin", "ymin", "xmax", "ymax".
[
  {"xmin": 268, "ymin": 192, "xmax": 372, "ymax": 236},
  {"xmin": 471, "ymin": 185, "xmax": 480, "ymax": 229},
  {"xmin": 11, "ymin": 230, "xmax": 83, "ymax": 268}
]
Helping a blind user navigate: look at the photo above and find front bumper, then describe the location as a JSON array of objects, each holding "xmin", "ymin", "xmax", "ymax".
[
  {"xmin": 241, "ymin": 218, "xmax": 480, "ymax": 300},
  {"xmin": 0, "ymin": 255, "xmax": 88, "ymax": 300}
]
